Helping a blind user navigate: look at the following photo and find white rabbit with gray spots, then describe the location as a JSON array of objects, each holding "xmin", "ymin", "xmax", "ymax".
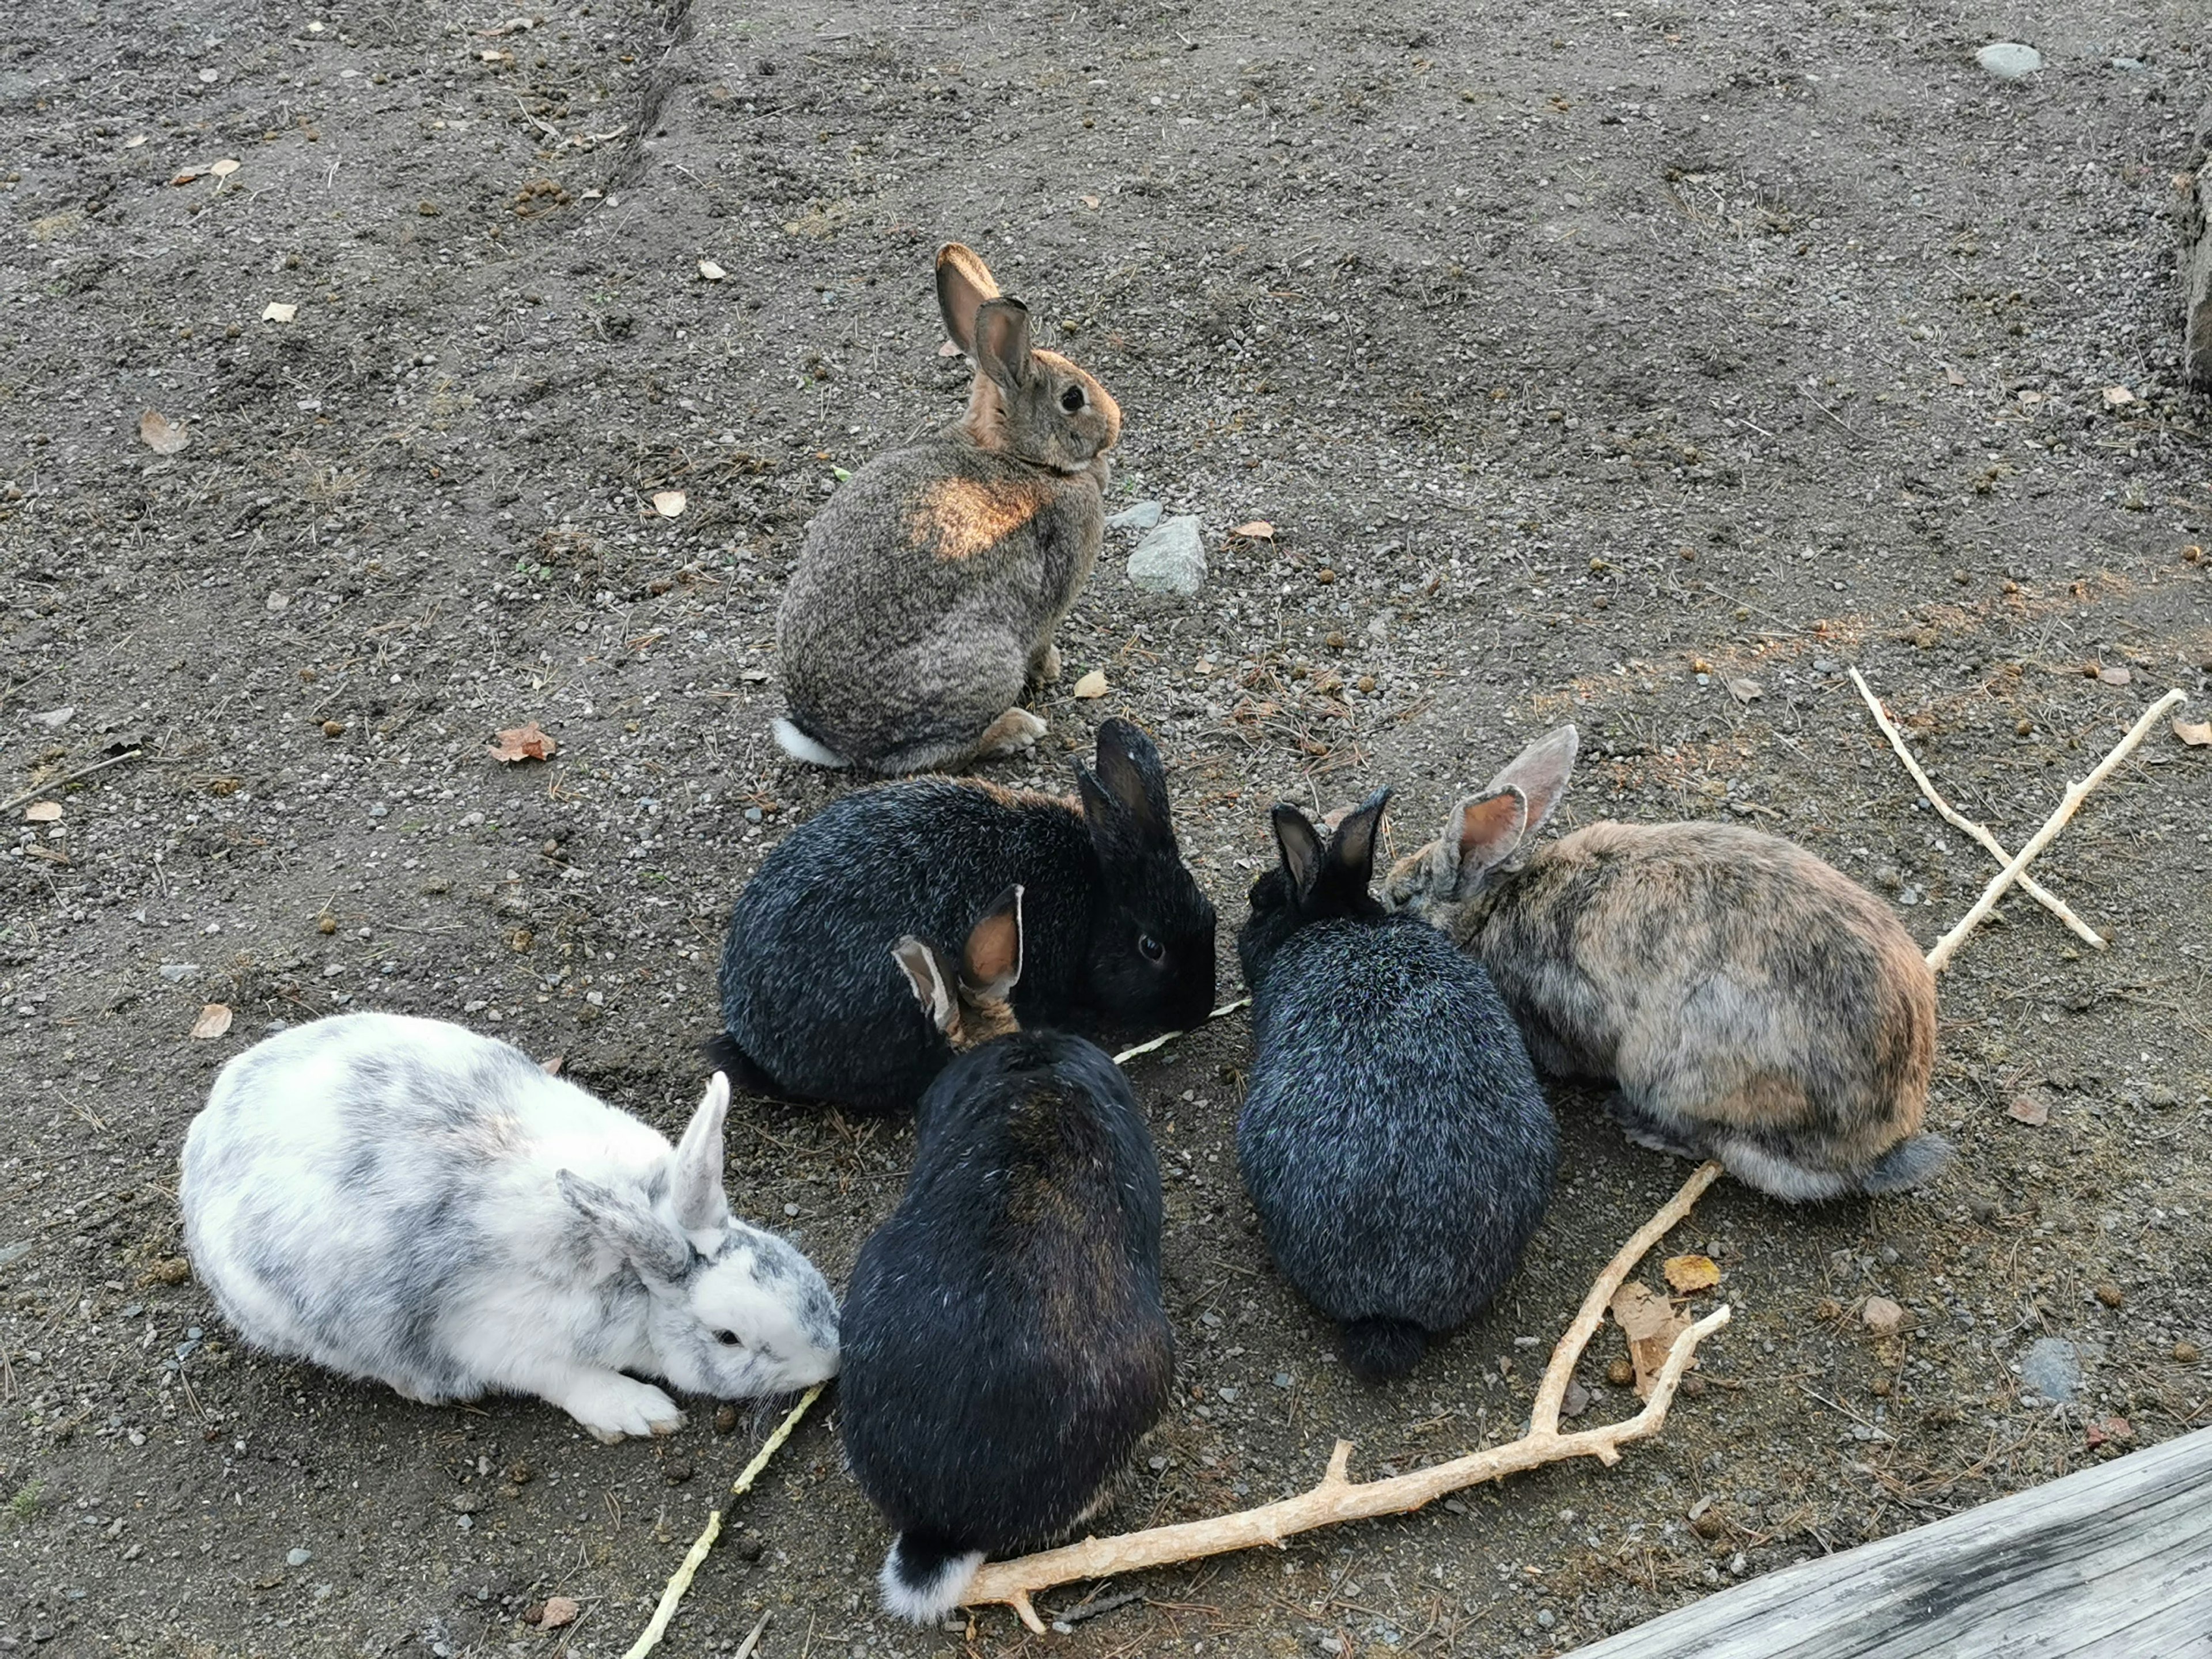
[{"xmin": 180, "ymin": 1013, "xmax": 839, "ymax": 1441}]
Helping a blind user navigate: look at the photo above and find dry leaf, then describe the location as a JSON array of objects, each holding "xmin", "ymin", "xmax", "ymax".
[
  {"xmin": 1609, "ymin": 1280, "xmax": 1692, "ymax": 1399},
  {"xmin": 2101, "ymin": 385, "xmax": 2137, "ymax": 407},
  {"xmin": 168, "ymin": 168, "xmax": 203, "ymax": 186},
  {"xmin": 2008, "ymin": 1092, "xmax": 2050, "ymax": 1126},
  {"xmin": 1081, "ymin": 194, "xmax": 1100, "ymax": 209},
  {"xmin": 1662, "ymin": 1254, "xmax": 1721, "ymax": 1294},
  {"xmin": 2171, "ymin": 717, "xmax": 2210, "ymax": 748},
  {"xmin": 1942, "ymin": 365, "xmax": 1967, "ymax": 387},
  {"xmin": 1726, "ymin": 676, "xmax": 1763, "ymax": 703},
  {"xmin": 23, "ymin": 801, "xmax": 62, "ymax": 823},
  {"xmin": 1861, "ymin": 1296, "xmax": 1907, "ymax": 1336},
  {"xmin": 1231, "ymin": 520, "xmax": 1275, "ymax": 540},
  {"xmin": 123, "ymin": 134, "xmax": 147, "ymax": 148},
  {"xmin": 190, "ymin": 1003, "xmax": 234, "ymax": 1041},
  {"xmin": 1071, "ymin": 669, "xmax": 1109, "ymax": 699},
  {"xmin": 698, "ymin": 259, "xmax": 726, "ymax": 281},
  {"xmin": 139, "ymin": 408, "xmax": 191, "ymax": 456},
  {"xmin": 22, "ymin": 844, "xmax": 69, "ymax": 866},
  {"xmin": 487, "ymin": 721, "xmax": 558, "ymax": 763},
  {"xmin": 2097, "ymin": 665, "xmax": 2132, "ymax": 687},
  {"xmin": 261, "ymin": 302, "xmax": 298, "ymax": 324},
  {"xmin": 937, "ymin": 338, "xmax": 964, "ymax": 357},
  {"xmin": 651, "ymin": 490, "xmax": 687, "ymax": 518},
  {"xmin": 540, "ymin": 1055, "xmax": 565, "ymax": 1076},
  {"xmin": 209, "ymin": 158, "xmax": 240, "ymax": 178},
  {"xmin": 539, "ymin": 1596, "xmax": 580, "ymax": 1629}
]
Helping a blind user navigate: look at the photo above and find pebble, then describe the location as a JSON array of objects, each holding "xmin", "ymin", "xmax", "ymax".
[
  {"xmin": 1605, "ymin": 1358, "xmax": 1634, "ymax": 1388},
  {"xmin": 1561, "ymin": 1379, "xmax": 1591, "ymax": 1419},
  {"xmin": 1127, "ymin": 516, "xmax": 1206, "ymax": 596},
  {"xmin": 1976, "ymin": 41, "xmax": 2043, "ymax": 79},
  {"xmin": 2175, "ymin": 1341, "xmax": 2202, "ymax": 1364},
  {"xmin": 1862, "ymin": 1296, "xmax": 1907, "ymax": 1336},
  {"xmin": 158, "ymin": 963, "xmax": 201, "ymax": 982},
  {"xmin": 2020, "ymin": 1336, "xmax": 2082, "ymax": 1403},
  {"xmin": 714, "ymin": 1403, "xmax": 740, "ymax": 1434},
  {"xmin": 286, "ymin": 1547, "xmax": 313, "ymax": 1567},
  {"xmin": 1106, "ymin": 499, "xmax": 1164, "ymax": 532}
]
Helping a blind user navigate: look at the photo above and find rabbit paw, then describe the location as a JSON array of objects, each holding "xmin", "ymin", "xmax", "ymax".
[
  {"xmin": 556, "ymin": 1373, "xmax": 686, "ymax": 1443},
  {"xmin": 977, "ymin": 707, "xmax": 1048, "ymax": 757},
  {"xmin": 1032, "ymin": 643, "xmax": 1063, "ymax": 684}
]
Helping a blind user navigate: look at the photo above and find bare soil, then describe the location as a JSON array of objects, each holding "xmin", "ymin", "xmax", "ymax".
[{"xmin": 3, "ymin": 1, "xmax": 2209, "ymax": 1656}]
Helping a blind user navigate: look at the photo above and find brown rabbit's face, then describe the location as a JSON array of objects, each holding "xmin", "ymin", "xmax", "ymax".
[
  {"xmin": 1380, "ymin": 842, "xmax": 1448, "ymax": 918},
  {"xmin": 994, "ymin": 346, "xmax": 1122, "ymax": 474}
]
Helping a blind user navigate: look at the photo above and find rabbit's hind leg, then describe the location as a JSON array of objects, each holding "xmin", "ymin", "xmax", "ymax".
[
  {"xmin": 1601, "ymin": 1090, "xmax": 1707, "ymax": 1162},
  {"xmin": 975, "ymin": 706, "xmax": 1048, "ymax": 757},
  {"xmin": 1029, "ymin": 642, "xmax": 1063, "ymax": 685}
]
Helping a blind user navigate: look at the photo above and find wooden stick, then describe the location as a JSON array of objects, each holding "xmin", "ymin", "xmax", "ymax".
[
  {"xmin": 961, "ymin": 1161, "xmax": 1731, "ymax": 1633},
  {"xmin": 1846, "ymin": 670, "xmax": 2100, "ymax": 948},
  {"xmin": 1, "ymin": 748, "xmax": 144, "ymax": 815},
  {"xmin": 1111, "ymin": 997, "xmax": 1252, "ymax": 1065},
  {"xmin": 619, "ymin": 1382, "xmax": 825, "ymax": 1659},
  {"xmin": 1924, "ymin": 690, "xmax": 2187, "ymax": 973}
]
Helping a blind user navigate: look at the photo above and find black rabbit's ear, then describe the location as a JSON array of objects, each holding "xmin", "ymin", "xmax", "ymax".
[
  {"xmin": 1441, "ymin": 787, "xmax": 1529, "ymax": 898},
  {"xmin": 935, "ymin": 243, "xmax": 1000, "ymax": 356},
  {"xmin": 558, "ymin": 1171, "xmax": 692, "ymax": 1286},
  {"xmin": 974, "ymin": 298, "xmax": 1033, "ymax": 391},
  {"xmin": 1090, "ymin": 718, "xmax": 1172, "ymax": 842},
  {"xmin": 1325, "ymin": 786, "xmax": 1391, "ymax": 891},
  {"xmin": 1270, "ymin": 804, "xmax": 1325, "ymax": 896},
  {"xmin": 892, "ymin": 935, "xmax": 959, "ymax": 1037},
  {"xmin": 1483, "ymin": 726, "xmax": 1577, "ymax": 840},
  {"xmin": 960, "ymin": 884, "xmax": 1024, "ymax": 1003}
]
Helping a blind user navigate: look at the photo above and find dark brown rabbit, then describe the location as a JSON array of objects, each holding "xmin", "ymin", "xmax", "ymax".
[
  {"xmin": 774, "ymin": 243, "xmax": 1123, "ymax": 774},
  {"xmin": 1381, "ymin": 726, "xmax": 1946, "ymax": 1202}
]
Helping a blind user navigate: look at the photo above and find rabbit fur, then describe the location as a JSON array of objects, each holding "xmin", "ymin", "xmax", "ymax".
[
  {"xmin": 841, "ymin": 908, "xmax": 1172, "ymax": 1622},
  {"xmin": 714, "ymin": 718, "xmax": 1216, "ymax": 1112},
  {"xmin": 180, "ymin": 1013, "xmax": 840, "ymax": 1442},
  {"xmin": 774, "ymin": 242, "xmax": 1122, "ymax": 774},
  {"xmin": 1381, "ymin": 725, "xmax": 1948, "ymax": 1202},
  {"xmin": 1237, "ymin": 790, "xmax": 1557, "ymax": 1381}
]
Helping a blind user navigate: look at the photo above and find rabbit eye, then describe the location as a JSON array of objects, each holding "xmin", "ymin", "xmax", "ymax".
[
  {"xmin": 1138, "ymin": 933, "xmax": 1164, "ymax": 963},
  {"xmin": 714, "ymin": 1330, "xmax": 744, "ymax": 1348},
  {"xmin": 1060, "ymin": 386, "xmax": 1085, "ymax": 412}
]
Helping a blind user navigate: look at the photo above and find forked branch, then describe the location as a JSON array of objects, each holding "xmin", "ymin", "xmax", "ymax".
[{"xmin": 961, "ymin": 1161, "xmax": 1730, "ymax": 1633}]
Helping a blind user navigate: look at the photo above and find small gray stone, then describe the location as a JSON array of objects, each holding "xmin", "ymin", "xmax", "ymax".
[
  {"xmin": 286, "ymin": 1547, "xmax": 313, "ymax": 1567},
  {"xmin": 1107, "ymin": 499, "xmax": 1164, "ymax": 532},
  {"xmin": 158, "ymin": 963, "xmax": 201, "ymax": 983},
  {"xmin": 1127, "ymin": 515, "xmax": 1206, "ymax": 596},
  {"xmin": 1976, "ymin": 41, "xmax": 2043, "ymax": 79},
  {"xmin": 2020, "ymin": 1336, "xmax": 2082, "ymax": 1403}
]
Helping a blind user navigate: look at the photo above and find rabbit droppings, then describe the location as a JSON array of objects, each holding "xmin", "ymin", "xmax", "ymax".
[
  {"xmin": 1381, "ymin": 726, "xmax": 1948, "ymax": 1202},
  {"xmin": 180, "ymin": 1013, "xmax": 840, "ymax": 1441},
  {"xmin": 713, "ymin": 717, "xmax": 1215, "ymax": 1112},
  {"xmin": 1237, "ymin": 791, "xmax": 1558, "ymax": 1382},
  {"xmin": 839, "ymin": 896, "xmax": 1173, "ymax": 1621},
  {"xmin": 774, "ymin": 242, "xmax": 1122, "ymax": 774}
]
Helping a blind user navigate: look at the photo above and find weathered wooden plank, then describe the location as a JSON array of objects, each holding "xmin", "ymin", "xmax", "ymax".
[{"xmin": 1565, "ymin": 1424, "xmax": 2212, "ymax": 1658}]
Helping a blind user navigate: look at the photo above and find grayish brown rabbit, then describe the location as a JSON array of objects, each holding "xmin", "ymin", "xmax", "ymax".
[
  {"xmin": 774, "ymin": 243, "xmax": 1123, "ymax": 774},
  {"xmin": 1381, "ymin": 726, "xmax": 1947, "ymax": 1202}
]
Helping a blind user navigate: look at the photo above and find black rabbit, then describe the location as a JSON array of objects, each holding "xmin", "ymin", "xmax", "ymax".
[
  {"xmin": 1236, "ymin": 790, "xmax": 1558, "ymax": 1381},
  {"xmin": 839, "ymin": 905, "xmax": 1172, "ymax": 1621},
  {"xmin": 713, "ymin": 718, "xmax": 1215, "ymax": 1112}
]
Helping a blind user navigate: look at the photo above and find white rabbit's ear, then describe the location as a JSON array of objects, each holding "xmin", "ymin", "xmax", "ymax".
[
  {"xmin": 1442, "ymin": 787, "xmax": 1529, "ymax": 898},
  {"xmin": 935, "ymin": 243, "xmax": 1001, "ymax": 356},
  {"xmin": 1483, "ymin": 726, "xmax": 1577, "ymax": 839},
  {"xmin": 1270, "ymin": 804, "xmax": 1325, "ymax": 897},
  {"xmin": 973, "ymin": 298, "xmax": 1033, "ymax": 391},
  {"xmin": 669, "ymin": 1073, "xmax": 732, "ymax": 1233},
  {"xmin": 559, "ymin": 1171, "xmax": 692, "ymax": 1286},
  {"xmin": 893, "ymin": 936, "xmax": 959, "ymax": 1036},
  {"xmin": 959, "ymin": 885, "xmax": 1024, "ymax": 1005}
]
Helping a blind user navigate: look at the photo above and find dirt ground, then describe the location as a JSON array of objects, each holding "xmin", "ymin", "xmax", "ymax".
[{"xmin": 4, "ymin": 0, "xmax": 2210, "ymax": 1654}]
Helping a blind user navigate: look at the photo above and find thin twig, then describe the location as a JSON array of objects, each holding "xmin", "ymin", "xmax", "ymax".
[
  {"xmin": 962, "ymin": 1161, "xmax": 1730, "ymax": 1632},
  {"xmin": 1847, "ymin": 669, "xmax": 2100, "ymax": 947},
  {"xmin": 1112, "ymin": 999, "xmax": 1252, "ymax": 1065},
  {"xmin": 2, "ymin": 748, "xmax": 145, "ymax": 814},
  {"xmin": 619, "ymin": 1382, "xmax": 825, "ymax": 1659},
  {"xmin": 1925, "ymin": 690, "xmax": 2188, "ymax": 972}
]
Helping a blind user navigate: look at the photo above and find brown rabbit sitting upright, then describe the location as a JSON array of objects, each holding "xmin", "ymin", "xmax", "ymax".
[
  {"xmin": 773, "ymin": 244, "xmax": 1122, "ymax": 774},
  {"xmin": 1381, "ymin": 726, "xmax": 1948, "ymax": 1202}
]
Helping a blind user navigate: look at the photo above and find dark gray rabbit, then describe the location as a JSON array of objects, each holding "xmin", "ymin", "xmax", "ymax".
[
  {"xmin": 774, "ymin": 242, "xmax": 1122, "ymax": 773},
  {"xmin": 1381, "ymin": 726, "xmax": 1946, "ymax": 1202},
  {"xmin": 839, "ymin": 905, "xmax": 1172, "ymax": 1621},
  {"xmin": 1237, "ymin": 791, "xmax": 1557, "ymax": 1381},
  {"xmin": 180, "ymin": 1013, "xmax": 839, "ymax": 1441},
  {"xmin": 713, "ymin": 718, "xmax": 1216, "ymax": 1113}
]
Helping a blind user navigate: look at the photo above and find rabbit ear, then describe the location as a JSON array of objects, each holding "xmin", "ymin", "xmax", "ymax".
[
  {"xmin": 669, "ymin": 1073, "xmax": 732, "ymax": 1233},
  {"xmin": 1089, "ymin": 718, "xmax": 1171, "ymax": 841},
  {"xmin": 973, "ymin": 298, "xmax": 1033, "ymax": 391},
  {"xmin": 935, "ymin": 242, "xmax": 1001, "ymax": 355},
  {"xmin": 959, "ymin": 885, "xmax": 1024, "ymax": 1004},
  {"xmin": 1271, "ymin": 804, "xmax": 1326, "ymax": 896},
  {"xmin": 558, "ymin": 1170, "xmax": 692, "ymax": 1286},
  {"xmin": 1484, "ymin": 726, "xmax": 1578, "ymax": 839},
  {"xmin": 892, "ymin": 936, "xmax": 959, "ymax": 1037},
  {"xmin": 1441, "ymin": 788, "xmax": 1530, "ymax": 897},
  {"xmin": 1328, "ymin": 787, "xmax": 1391, "ymax": 887}
]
